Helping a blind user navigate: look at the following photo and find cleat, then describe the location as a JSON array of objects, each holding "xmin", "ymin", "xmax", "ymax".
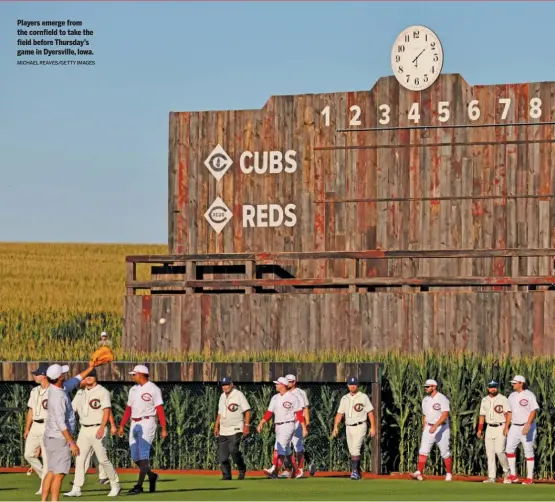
[
  {"xmin": 483, "ymin": 478, "xmax": 495, "ymax": 483},
  {"xmin": 98, "ymin": 478, "xmax": 109, "ymax": 485},
  {"xmin": 108, "ymin": 483, "xmax": 121, "ymax": 497},
  {"xmin": 445, "ymin": 473, "xmax": 452, "ymax": 481},
  {"xmin": 411, "ymin": 471, "xmax": 423, "ymax": 481},
  {"xmin": 127, "ymin": 485, "xmax": 143, "ymax": 495},
  {"xmin": 35, "ymin": 490, "xmax": 42, "ymax": 495},
  {"xmin": 295, "ymin": 468, "xmax": 304, "ymax": 479},
  {"xmin": 63, "ymin": 490, "xmax": 82, "ymax": 497},
  {"xmin": 278, "ymin": 470, "xmax": 291, "ymax": 478},
  {"xmin": 521, "ymin": 478, "xmax": 533, "ymax": 485},
  {"xmin": 148, "ymin": 472, "xmax": 158, "ymax": 493},
  {"xmin": 264, "ymin": 466, "xmax": 275, "ymax": 477},
  {"xmin": 504, "ymin": 474, "xmax": 518, "ymax": 484},
  {"xmin": 350, "ymin": 471, "xmax": 361, "ymax": 480},
  {"xmin": 309, "ymin": 463, "xmax": 316, "ymax": 476},
  {"xmin": 238, "ymin": 470, "xmax": 246, "ymax": 480}
]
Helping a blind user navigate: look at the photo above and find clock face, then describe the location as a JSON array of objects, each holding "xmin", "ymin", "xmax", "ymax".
[{"xmin": 391, "ymin": 25, "xmax": 444, "ymax": 91}]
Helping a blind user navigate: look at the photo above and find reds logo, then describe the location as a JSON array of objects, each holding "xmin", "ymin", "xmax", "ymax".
[
  {"xmin": 141, "ymin": 393, "xmax": 152, "ymax": 402},
  {"xmin": 494, "ymin": 405, "xmax": 504, "ymax": 414},
  {"xmin": 354, "ymin": 403, "xmax": 364, "ymax": 412},
  {"xmin": 282, "ymin": 401, "xmax": 293, "ymax": 409},
  {"xmin": 42, "ymin": 399, "xmax": 48, "ymax": 410},
  {"xmin": 433, "ymin": 403, "xmax": 441, "ymax": 411},
  {"xmin": 89, "ymin": 399, "xmax": 101, "ymax": 410},
  {"xmin": 227, "ymin": 403, "xmax": 239, "ymax": 412},
  {"xmin": 519, "ymin": 399, "xmax": 529, "ymax": 407}
]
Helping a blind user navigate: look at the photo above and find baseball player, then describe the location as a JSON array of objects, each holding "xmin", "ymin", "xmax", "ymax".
[
  {"xmin": 64, "ymin": 368, "xmax": 121, "ymax": 497},
  {"xmin": 213, "ymin": 377, "xmax": 251, "ymax": 480},
  {"xmin": 117, "ymin": 364, "xmax": 167, "ymax": 495},
  {"xmin": 257, "ymin": 377, "xmax": 308, "ymax": 479},
  {"xmin": 24, "ymin": 363, "xmax": 50, "ymax": 496},
  {"xmin": 332, "ymin": 376, "xmax": 376, "ymax": 480},
  {"xmin": 477, "ymin": 380, "xmax": 510, "ymax": 483},
  {"xmin": 81, "ymin": 407, "xmax": 117, "ymax": 485},
  {"xmin": 411, "ymin": 379, "xmax": 452, "ymax": 482},
  {"xmin": 41, "ymin": 362, "xmax": 98, "ymax": 502},
  {"xmin": 504, "ymin": 375, "xmax": 539, "ymax": 485},
  {"xmin": 268, "ymin": 374, "xmax": 314, "ymax": 479}
]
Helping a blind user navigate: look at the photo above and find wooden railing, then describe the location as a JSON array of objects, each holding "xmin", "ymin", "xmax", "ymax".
[{"xmin": 125, "ymin": 248, "xmax": 555, "ymax": 294}]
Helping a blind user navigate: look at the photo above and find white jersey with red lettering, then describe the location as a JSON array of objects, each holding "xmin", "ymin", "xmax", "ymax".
[
  {"xmin": 268, "ymin": 391, "xmax": 302, "ymax": 456},
  {"xmin": 422, "ymin": 392, "xmax": 450, "ymax": 426},
  {"xmin": 127, "ymin": 381, "xmax": 163, "ymax": 419},
  {"xmin": 507, "ymin": 390, "xmax": 539, "ymax": 425}
]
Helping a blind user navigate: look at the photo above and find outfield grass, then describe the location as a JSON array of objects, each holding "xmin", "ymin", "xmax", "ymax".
[{"xmin": 1, "ymin": 473, "xmax": 554, "ymax": 501}]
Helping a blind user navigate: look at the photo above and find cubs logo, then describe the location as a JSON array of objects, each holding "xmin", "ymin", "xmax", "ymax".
[
  {"xmin": 519, "ymin": 399, "xmax": 529, "ymax": 407},
  {"xmin": 433, "ymin": 403, "xmax": 441, "ymax": 411},
  {"xmin": 282, "ymin": 401, "xmax": 293, "ymax": 409},
  {"xmin": 141, "ymin": 393, "xmax": 152, "ymax": 402},
  {"xmin": 494, "ymin": 405, "xmax": 504, "ymax": 414},
  {"xmin": 89, "ymin": 399, "xmax": 101, "ymax": 410},
  {"xmin": 354, "ymin": 403, "xmax": 364, "ymax": 412},
  {"xmin": 227, "ymin": 403, "xmax": 239, "ymax": 412},
  {"xmin": 42, "ymin": 399, "xmax": 48, "ymax": 410}
]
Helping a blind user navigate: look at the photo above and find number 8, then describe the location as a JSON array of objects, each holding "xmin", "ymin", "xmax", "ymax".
[{"xmin": 530, "ymin": 98, "xmax": 542, "ymax": 119}]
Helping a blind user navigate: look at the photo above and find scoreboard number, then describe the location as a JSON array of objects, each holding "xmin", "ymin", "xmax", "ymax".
[{"xmin": 320, "ymin": 97, "xmax": 543, "ymax": 128}]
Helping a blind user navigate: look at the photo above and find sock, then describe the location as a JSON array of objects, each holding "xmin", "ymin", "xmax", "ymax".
[
  {"xmin": 297, "ymin": 452, "xmax": 305, "ymax": 469},
  {"xmin": 276, "ymin": 456, "xmax": 284, "ymax": 470},
  {"xmin": 291, "ymin": 454, "xmax": 298, "ymax": 472},
  {"xmin": 526, "ymin": 457, "xmax": 534, "ymax": 479},
  {"xmin": 417, "ymin": 455, "xmax": 427, "ymax": 473},
  {"xmin": 272, "ymin": 450, "xmax": 278, "ymax": 467},
  {"xmin": 351, "ymin": 457, "xmax": 360, "ymax": 473},
  {"xmin": 137, "ymin": 461, "xmax": 149, "ymax": 486},
  {"xmin": 507, "ymin": 453, "xmax": 516, "ymax": 475},
  {"xmin": 444, "ymin": 457, "xmax": 452, "ymax": 474}
]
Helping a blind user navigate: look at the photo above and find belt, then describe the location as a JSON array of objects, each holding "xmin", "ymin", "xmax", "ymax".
[
  {"xmin": 487, "ymin": 423, "xmax": 504, "ymax": 427},
  {"xmin": 132, "ymin": 416, "xmax": 155, "ymax": 422},
  {"xmin": 275, "ymin": 420, "xmax": 294, "ymax": 425},
  {"xmin": 346, "ymin": 421, "xmax": 365, "ymax": 426},
  {"xmin": 33, "ymin": 419, "xmax": 45, "ymax": 424},
  {"xmin": 82, "ymin": 423, "xmax": 102, "ymax": 427},
  {"xmin": 513, "ymin": 423, "xmax": 526, "ymax": 426}
]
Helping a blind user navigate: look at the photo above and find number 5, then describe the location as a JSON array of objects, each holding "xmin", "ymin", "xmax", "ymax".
[{"xmin": 438, "ymin": 101, "xmax": 450, "ymax": 123}]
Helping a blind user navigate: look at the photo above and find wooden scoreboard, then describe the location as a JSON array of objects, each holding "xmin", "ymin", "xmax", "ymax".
[{"xmin": 125, "ymin": 26, "xmax": 555, "ymax": 357}]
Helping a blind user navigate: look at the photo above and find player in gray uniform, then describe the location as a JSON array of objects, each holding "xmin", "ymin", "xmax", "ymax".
[
  {"xmin": 41, "ymin": 362, "xmax": 98, "ymax": 502},
  {"xmin": 477, "ymin": 380, "xmax": 510, "ymax": 483},
  {"xmin": 24, "ymin": 364, "xmax": 50, "ymax": 496},
  {"xmin": 332, "ymin": 377, "xmax": 376, "ymax": 480}
]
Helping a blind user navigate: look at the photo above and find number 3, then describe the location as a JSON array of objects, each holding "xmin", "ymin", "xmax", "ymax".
[{"xmin": 379, "ymin": 104, "xmax": 390, "ymax": 125}]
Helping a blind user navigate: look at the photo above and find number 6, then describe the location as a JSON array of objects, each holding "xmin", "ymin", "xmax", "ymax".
[{"xmin": 468, "ymin": 100, "xmax": 480, "ymax": 121}]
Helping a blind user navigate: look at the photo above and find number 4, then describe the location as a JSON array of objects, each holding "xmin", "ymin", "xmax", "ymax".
[{"xmin": 408, "ymin": 102, "xmax": 420, "ymax": 123}]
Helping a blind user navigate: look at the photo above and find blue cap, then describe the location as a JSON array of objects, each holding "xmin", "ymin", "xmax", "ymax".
[
  {"xmin": 347, "ymin": 376, "xmax": 359, "ymax": 385},
  {"xmin": 32, "ymin": 364, "xmax": 48, "ymax": 376},
  {"xmin": 221, "ymin": 377, "xmax": 232, "ymax": 385},
  {"xmin": 487, "ymin": 380, "xmax": 499, "ymax": 387}
]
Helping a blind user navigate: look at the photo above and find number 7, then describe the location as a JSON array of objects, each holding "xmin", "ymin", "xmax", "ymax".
[{"xmin": 499, "ymin": 98, "xmax": 511, "ymax": 120}]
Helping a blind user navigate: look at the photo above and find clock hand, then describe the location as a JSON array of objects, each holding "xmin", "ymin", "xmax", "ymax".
[{"xmin": 412, "ymin": 49, "xmax": 426, "ymax": 67}]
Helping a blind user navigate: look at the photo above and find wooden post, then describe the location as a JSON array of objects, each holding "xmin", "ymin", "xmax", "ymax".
[
  {"xmin": 126, "ymin": 261, "xmax": 136, "ymax": 295},
  {"xmin": 371, "ymin": 364, "xmax": 383, "ymax": 475},
  {"xmin": 186, "ymin": 261, "xmax": 197, "ymax": 294},
  {"xmin": 244, "ymin": 260, "xmax": 256, "ymax": 294}
]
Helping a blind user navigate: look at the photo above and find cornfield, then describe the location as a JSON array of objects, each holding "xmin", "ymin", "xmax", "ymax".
[{"xmin": 2, "ymin": 353, "xmax": 555, "ymax": 479}]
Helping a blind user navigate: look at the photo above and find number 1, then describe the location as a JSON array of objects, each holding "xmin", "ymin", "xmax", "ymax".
[{"xmin": 321, "ymin": 105, "xmax": 330, "ymax": 127}]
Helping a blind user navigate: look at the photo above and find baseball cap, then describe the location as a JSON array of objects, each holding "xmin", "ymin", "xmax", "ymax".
[
  {"xmin": 285, "ymin": 374, "xmax": 296, "ymax": 382},
  {"xmin": 129, "ymin": 364, "xmax": 149, "ymax": 375},
  {"xmin": 273, "ymin": 377, "xmax": 289, "ymax": 386},
  {"xmin": 510, "ymin": 375, "xmax": 526, "ymax": 384},
  {"xmin": 100, "ymin": 331, "xmax": 107, "ymax": 339},
  {"xmin": 88, "ymin": 368, "xmax": 97, "ymax": 378},
  {"xmin": 221, "ymin": 377, "xmax": 232, "ymax": 385},
  {"xmin": 423, "ymin": 379, "xmax": 438, "ymax": 387},
  {"xmin": 32, "ymin": 364, "xmax": 49, "ymax": 376},
  {"xmin": 46, "ymin": 364, "xmax": 70, "ymax": 380},
  {"xmin": 487, "ymin": 380, "xmax": 499, "ymax": 387},
  {"xmin": 347, "ymin": 376, "xmax": 359, "ymax": 385}
]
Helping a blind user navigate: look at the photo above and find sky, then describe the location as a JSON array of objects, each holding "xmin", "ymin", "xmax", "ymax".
[{"xmin": 1, "ymin": 1, "xmax": 554, "ymax": 245}]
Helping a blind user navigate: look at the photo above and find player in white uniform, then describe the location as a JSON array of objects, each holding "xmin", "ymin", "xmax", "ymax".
[
  {"xmin": 257, "ymin": 377, "xmax": 308, "ymax": 479},
  {"xmin": 332, "ymin": 376, "xmax": 376, "ymax": 480},
  {"xmin": 64, "ymin": 368, "xmax": 121, "ymax": 497},
  {"xmin": 214, "ymin": 377, "xmax": 251, "ymax": 480},
  {"xmin": 477, "ymin": 380, "xmax": 510, "ymax": 483},
  {"xmin": 23, "ymin": 364, "xmax": 50, "ymax": 495},
  {"xmin": 504, "ymin": 375, "xmax": 539, "ymax": 485},
  {"xmin": 117, "ymin": 364, "xmax": 168, "ymax": 495},
  {"xmin": 411, "ymin": 379, "xmax": 452, "ymax": 482}
]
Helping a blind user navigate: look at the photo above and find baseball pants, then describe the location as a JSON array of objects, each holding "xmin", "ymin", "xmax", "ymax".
[
  {"xmin": 275, "ymin": 422, "xmax": 305, "ymax": 453},
  {"xmin": 44, "ymin": 436, "xmax": 72, "ymax": 475},
  {"xmin": 218, "ymin": 433, "xmax": 246, "ymax": 478},
  {"xmin": 130, "ymin": 420, "xmax": 157, "ymax": 462},
  {"xmin": 24, "ymin": 422, "xmax": 47, "ymax": 479},
  {"xmin": 346, "ymin": 422, "xmax": 367, "ymax": 457},
  {"xmin": 485, "ymin": 425, "xmax": 509, "ymax": 479},
  {"xmin": 73, "ymin": 426, "xmax": 119, "ymax": 490},
  {"xmin": 419, "ymin": 424, "xmax": 451, "ymax": 459},
  {"xmin": 506, "ymin": 422, "xmax": 537, "ymax": 457},
  {"xmin": 83, "ymin": 448, "xmax": 108, "ymax": 479},
  {"xmin": 275, "ymin": 422, "xmax": 296, "ymax": 456}
]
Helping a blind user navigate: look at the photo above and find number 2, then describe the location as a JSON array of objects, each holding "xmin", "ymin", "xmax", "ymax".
[{"xmin": 349, "ymin": 105, "xmax": 361, "ymax": 126}]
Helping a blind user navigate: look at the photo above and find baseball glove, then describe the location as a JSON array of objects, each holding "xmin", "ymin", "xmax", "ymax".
[{"xmin": 90, "ymin": 346, "xmax": 114, "ymax": 366}]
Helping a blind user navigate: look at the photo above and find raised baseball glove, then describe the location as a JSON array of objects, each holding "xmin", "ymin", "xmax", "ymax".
[{"xmin": 90, "ymin": 345, "xmax": 114, "ymax": 366}]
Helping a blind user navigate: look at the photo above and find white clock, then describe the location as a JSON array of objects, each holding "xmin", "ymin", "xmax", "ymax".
[{"xmin": 391, "ymin": 25, "xmax": 444, "ymax": 91}]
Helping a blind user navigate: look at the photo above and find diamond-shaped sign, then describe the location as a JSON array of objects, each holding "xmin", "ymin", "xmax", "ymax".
[
  {"xmin": 204, "ymin": 144, "xmax": 233, "ymax": 181},
  {"xmin": 204, "ymin": 197, "xmax": 233, "ymax": 234}
]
